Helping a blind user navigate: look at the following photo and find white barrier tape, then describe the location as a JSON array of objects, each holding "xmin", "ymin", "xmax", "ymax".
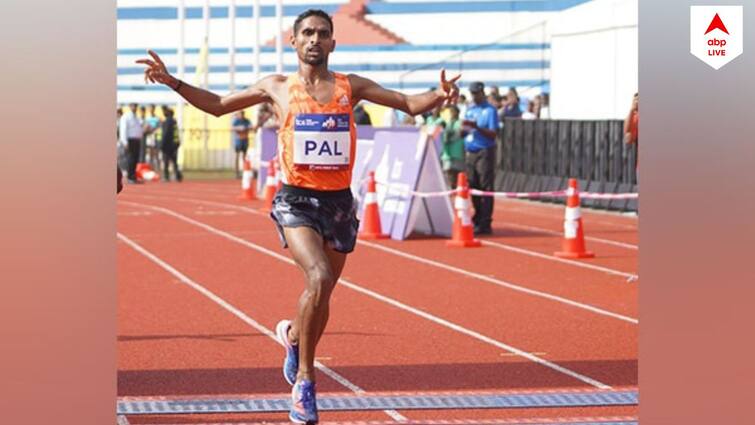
[
  {"xmin": 469, "ymin": 189, "xmax": 567, "ymax": 199},
  {"xmin": 374, "ymin": 180, "xmax": 457, "ymax": 198},
  {"xmin": 354, "ymin": 178, "xmax": 638, "ymax": 201},
  {"xmin": 564, "ymin": 207, "xmax": 581, "ymax": 221},
  {"xmin": 470, "ymin": 188, "xmax": 638, "ymax": 200},
  {"xmin": 579, "ymin": 192, "xmax": 639, "ymax": 200},
  {"xmin": 265, "ymin": 176, "xmax": 276, "ymax": 187}
]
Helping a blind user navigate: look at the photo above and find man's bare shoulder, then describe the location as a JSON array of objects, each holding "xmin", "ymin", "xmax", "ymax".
[
  {"xmin": 255, "ymin": 74, "xmax": 288, "ymax": 90},
  {"xmin": 347, "ymin": 73, "xmax": 370, "ymax": 87}
]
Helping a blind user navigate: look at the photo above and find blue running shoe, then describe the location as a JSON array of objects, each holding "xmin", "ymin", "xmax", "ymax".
[
  {"xmin": 275, "ymin": 319, "xmax": 299, "ymax": 386},
  {"xmin": 289, "ymin": 379, "xmax": 318, "ymax": 424}
]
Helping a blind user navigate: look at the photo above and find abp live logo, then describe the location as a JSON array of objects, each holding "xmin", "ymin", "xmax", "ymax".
[{"xmin": 690, "ymin": 6, "xmax": 743, "ymax": 69}]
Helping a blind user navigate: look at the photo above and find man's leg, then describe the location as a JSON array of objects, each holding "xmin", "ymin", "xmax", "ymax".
[
  {"xmin": 282, "ymin": 226, "xmax": 346, "ymax": 383},
  {"xmin": 168, "ymin": 147, "xmax": 182, "ymax": 182},
  {"xmin": 465, "ymin": 151, "xmax": 482, "ymax": 227},
  {"xmin": 162, "ymin": 149, "xmax": 171, "ymax": 180},
  {"xmin": 234, "ymin": 150, "xmax": 241, "ymax": 178},
  {"xmin": 477, "ymin": 146, "xmax": 497, "ymax": 232},
  {"xmin": 127, "ymin": 138, "xmax": 140, "ymax": 181}
]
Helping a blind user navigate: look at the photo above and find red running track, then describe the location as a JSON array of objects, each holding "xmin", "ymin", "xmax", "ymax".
[{"xmin": 117, "ymin": 180, "xmax": 638, "ymax": 424}]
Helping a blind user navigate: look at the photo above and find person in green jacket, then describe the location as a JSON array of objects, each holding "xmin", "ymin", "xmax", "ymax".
[{"xmin": 441, "ymin": 105, "xmax": 465, "ymax": 189}]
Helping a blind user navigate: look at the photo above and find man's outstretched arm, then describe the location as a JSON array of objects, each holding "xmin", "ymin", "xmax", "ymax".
[
  {"xmin": 349, "ymin": 69, "xmax": 460, "ymax": 116},
  {"xmin": 136, "ymin": 50, "xmax": 277, "ymax": 117}
]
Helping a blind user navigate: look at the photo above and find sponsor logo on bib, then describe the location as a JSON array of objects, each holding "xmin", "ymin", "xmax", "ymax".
[{"xmin": 293, "ymin": 114, "xmax": 351, "ymax": 170}]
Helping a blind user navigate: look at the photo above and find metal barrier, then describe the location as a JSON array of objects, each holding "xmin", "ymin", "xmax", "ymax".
[
  {"xmin": 178, "ymin": 128, "xmax": 244, "ymax": 170},
  {"xmin": 497, "ymin": 119, "xmax": 638, "ymax": 212}
]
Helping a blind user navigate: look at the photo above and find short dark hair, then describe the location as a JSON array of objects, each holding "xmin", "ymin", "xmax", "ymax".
[{"xmin": 293, "ymin": 9, "xmax": 334, "ymax": 35}]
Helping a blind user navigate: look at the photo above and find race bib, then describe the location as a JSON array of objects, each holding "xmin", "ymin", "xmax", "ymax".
[{"xmin": 293, "ymin": 113, "xmax": 351, "ymax": 170}]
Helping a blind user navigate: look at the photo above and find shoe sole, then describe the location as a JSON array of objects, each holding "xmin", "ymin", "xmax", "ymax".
[
  {"xmin": 288, "ymin": 411, "xmax": 317, "ymax": 424},
  {"xmin": 275, "ymin": 320, "xmax": 296, "ymax": 386}
]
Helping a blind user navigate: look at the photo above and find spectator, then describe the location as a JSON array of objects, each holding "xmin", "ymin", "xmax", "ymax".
[
  {"xmin": 117, "ymin": 164, "xmax": 123, "ymax": 194},
  {"xmin": 539, "ymin": 92, "xmax": 550, "ymax": 119},
  {"xmin": 116, "ymin": 107, "xmax": 123, "ymax": 140},
  {"xmin": 488, "ymin": 85, "xmax": 501, "ymax": 99},
  {"xmin": 624, "ymin": 92, "xmax": 638, "ymax": 145},
  {"xmin": 383, "ymin": 107, "xmax": 400, "ymax": 127},
  {"xmin": 624, "ymin": 92, "xmax": 639, "ymax": 172},
  {"xmin": 144, "ymin": 104, "xmax": 162, "ymax": 170},
  {"xmin": 232, "ymin": 110, "xmax": 252, "ymax": 178},
  {"xmin": 462, "ymin": 81, "xmax": 500, "ymax": 235},
  {"xmin": 487, "ymin": 93, "xmax": 502, "ymax": 110},
  {"xmin": 457, "ymin": 94, "xmax": 468, "ymax": 118},
  {"xmin": 353, "ymin": 102, "xmax": 372, "ymax": 125},
  {"xmin": 160, "ymin": 107, "xmax": 183, "ymax": 182},
  {"xmin": 500, "ymin": 87, "xmax": 522, "ymax": 118},
  {"xmin": 138, "ymin": 105, "xmax": 148, "ymax": 162},
  {"xmin": 255, "ymin": 102, "xmax": 278, "ymax": 129},
  {"xmin": 119, "ymin": 103, "xmax": 144, "ymax": 184},
  {"xmin": 117, "ymin": 107, "xmax": 125, "ymax": 194},
  {"xmin": 441, "ymin": 105, "xmax": 465, "ymax": 189},
  {"xmin": 424, "ymin": 104, "xmax": 445, "ymax": 132},
  {"xmin": 521, "ymin": 98, "xmax": 538, "ymax": 120},
  {"xmin": 117, "ymin": 107, "xmax": 128, "ymax": 172},
  {"xmin": 533, "ymin": 94, "xmax": 543, "ymax": 117}
]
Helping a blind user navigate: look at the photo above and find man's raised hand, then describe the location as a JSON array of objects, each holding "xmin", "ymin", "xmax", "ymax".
[
  {"xmin": 439, "ymin": 69, "xmax": 461, "ymax": 106},
  {"xmin": 136, "ymin": 50, "xmax": 177, "ymax": 89}
]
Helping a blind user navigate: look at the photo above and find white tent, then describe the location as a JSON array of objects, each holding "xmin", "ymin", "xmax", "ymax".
[{"xmin": 548, "ymin": 0, "xmax": 638, "ymax": 119}]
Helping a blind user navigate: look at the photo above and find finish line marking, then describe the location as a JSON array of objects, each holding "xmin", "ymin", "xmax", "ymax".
[{"xmin": 118, "ymin": 389, "xmax": 638, "ymax": 415}]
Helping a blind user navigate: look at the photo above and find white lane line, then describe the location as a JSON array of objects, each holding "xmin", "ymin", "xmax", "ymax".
[
  {"xmin": 116, "ymin": 415, "xmax": 130, "ymax": 425},
  {"xmin": 358, "ymin": 240, "xmax": 638, "ymax": 325},
  {"xmin": 121, "ymin": 195, "xmax": 639, "ymax": 324},
  {"xmin": 120, "ymin": 201, "xmax": 614, "ymax": 390},
  {"xmin": 117, "ymin": 231, "xmax": 406, "ymax": 422},
  {"xmin": 479, "ymin": 239, "xmax": 638, "ymax": 280},
  {"xmin": 501, "ymin": 205, "xmax": 638, "ymax": 231},
  {"xmin": 499, "ymin": 222, "xmax": 638, "ymax": 250},
  {"xmin": 142, "ymin": 192, "xmax": 640, "ymax": 250}
]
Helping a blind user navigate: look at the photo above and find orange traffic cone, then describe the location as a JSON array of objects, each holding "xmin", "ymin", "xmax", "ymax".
[
  {"xmin": 446, "ymin": 172, "xmax": 481, "ymax": 248},
  {"xmin": 237, "ymin": 159, "xmax": 257, "ymax": 201},
  {"xmin": 358, "ymin": 171, "xmax": 388, "ymax": 239},
  {"xmin": 554, "ymin": 178, "xmax": 594, "ymax": 258},
  {"xmin": 136, "ymin": 162, "xmax": 160, "ymax": 182},
  {"xmin": 260, "ymin": 161, "xmax": 278, "ymax": 212}
]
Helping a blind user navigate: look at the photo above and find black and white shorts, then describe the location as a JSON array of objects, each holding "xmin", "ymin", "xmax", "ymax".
[{"xmin": 270, "ymin": 184, "xmax": 360, "ymax": 254}]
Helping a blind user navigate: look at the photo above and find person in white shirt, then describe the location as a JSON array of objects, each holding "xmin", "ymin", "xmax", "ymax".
[
  {"xmin": 119, "ymin": 103, "xmax": 145, "ymax": 183},
  {"xmin": 522, "ymin": 97, "xmax": 538, "ymax": 120},
  {"xmin": 538, "ymin": 93, "xmax": 550, "ymax": 119},
  {"xmin": 383, "ymin": 107, "xmax": 399, "ymax": 127}
]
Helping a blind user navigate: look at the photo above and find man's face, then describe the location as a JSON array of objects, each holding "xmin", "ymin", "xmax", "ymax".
[
  {"xmin": 292, "ymin": 16, "xmax": 335, "ymax": 66},
  {"xmin": 471, "ymin": 90, "xmax": 486, "ymax": 105},
  {"xmin": 129, "ymin": 104, "xmax": 137, "ymax": 113}
]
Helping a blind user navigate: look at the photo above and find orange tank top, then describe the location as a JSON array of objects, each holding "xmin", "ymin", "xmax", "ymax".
[{"xmin": 278, "ymin": 72, "xmax": 356, "ymax": 191}]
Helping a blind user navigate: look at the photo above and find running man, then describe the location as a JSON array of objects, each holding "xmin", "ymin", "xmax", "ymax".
[{"xmin": 137, "ymin": 9, "xmax": 459, "ymax": 424}]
